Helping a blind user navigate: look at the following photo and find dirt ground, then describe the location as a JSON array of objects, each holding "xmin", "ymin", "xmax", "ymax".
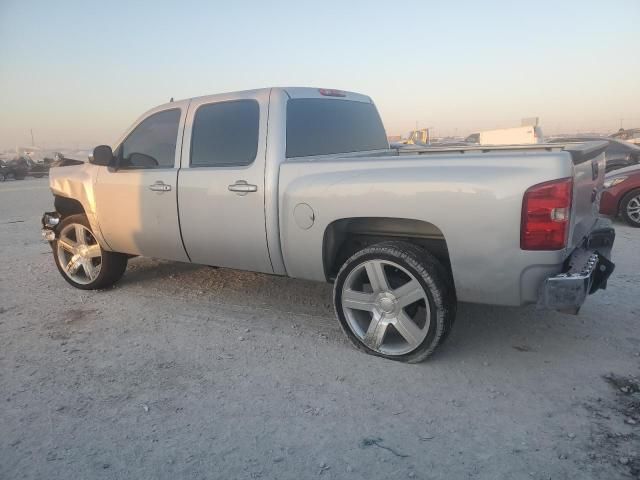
[{"xmin": 1, "ymin": 178, "xmax": 638, "ymax": 480}]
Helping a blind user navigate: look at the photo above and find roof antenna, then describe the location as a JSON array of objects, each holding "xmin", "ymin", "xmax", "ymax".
[{"xmin": 169, "ymin": 97, "xmax": 174, "ymax": 102}]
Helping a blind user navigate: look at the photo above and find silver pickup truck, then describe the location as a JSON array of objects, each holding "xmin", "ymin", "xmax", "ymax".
[{"xmin": 42, "ymin": 87, "xmax": 615, "ymax": 362}]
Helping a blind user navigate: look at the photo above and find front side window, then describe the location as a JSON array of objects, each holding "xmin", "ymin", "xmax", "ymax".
[
  {"xmin": 190, "ymin": 100, "xmax": 259, "ymax": 167},
  {"xmin": 120, "ymin": 109, "xmax": 181, "ymax": 169}
]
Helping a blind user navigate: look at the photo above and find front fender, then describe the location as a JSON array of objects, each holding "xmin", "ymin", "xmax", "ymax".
[{"xmin": 48, "ymin": 164, "xmax": 110, "ymax": 249}]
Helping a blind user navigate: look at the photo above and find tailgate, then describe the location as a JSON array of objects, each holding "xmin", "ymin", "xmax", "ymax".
[{"xmin": 563, "ymin": 141, "xmax": 608, "ymax": 249}]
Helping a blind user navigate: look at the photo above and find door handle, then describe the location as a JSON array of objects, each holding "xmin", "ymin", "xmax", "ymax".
[
  {"xmin": 149, "ymin": 181, "xmax": 171, "ymax": 192},
  {"xmin": 228, "ymin": 180, "xmax": 258, "ymax": 196}
]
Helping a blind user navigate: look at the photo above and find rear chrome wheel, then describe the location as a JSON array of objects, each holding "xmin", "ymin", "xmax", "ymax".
[
  {"xmin": 52, "ymin": 214, "xmax": 128, "ymax": 289},
  {"xmin": 334, "ymin": 241, "xmax": 456, "ymax": 363},
  {"xmin": 56, "ymin": 223, "xmax": 103, "ymax": 285},
  {"xmin": 341, "ymin": 259, "xmax": 430, "ymax": 356}
]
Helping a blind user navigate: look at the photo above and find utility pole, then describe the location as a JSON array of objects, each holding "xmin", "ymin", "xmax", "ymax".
[{"xmin": 30, "ymin": 129, "xmax": 35, "ymax": 146}]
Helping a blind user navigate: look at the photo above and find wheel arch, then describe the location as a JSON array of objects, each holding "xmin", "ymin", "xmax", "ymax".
[
  {"xmin": 54, "ymin": 195, "xmax": 86, "ymax": 217},
  {"xmin": 322, "ymin": 217, "xmax": 452, "ymax": 282},
  {"xmin": 53, "ymin": 195, "xmax": 114, "ymax": 251}
]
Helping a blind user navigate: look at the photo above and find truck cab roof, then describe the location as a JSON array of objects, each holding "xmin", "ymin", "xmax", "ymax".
[{"xmin": 158, "ymin": 87, "xmax": 373, "ymax": 112}]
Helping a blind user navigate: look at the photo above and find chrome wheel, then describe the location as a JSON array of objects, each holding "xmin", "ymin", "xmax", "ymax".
[
  {"xmin": 627, "ymin": 195, "xmax": 640, "ymax": 223},
  {"xmin": 56, "ymin": 223, "xmax": 102, "ymax": 285},
  {"xmin": 341, "ymin": 259, "xmax": 430, "ymax": 355}
]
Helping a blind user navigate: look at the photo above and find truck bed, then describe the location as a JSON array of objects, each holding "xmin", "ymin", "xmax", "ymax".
[
  {"xmin": 277, "ymin": 141, "xmax": 607, "ymax": 306},
  {"xmin": 395, "ymin": 141, "xmax": 608, "ymax": 249}
]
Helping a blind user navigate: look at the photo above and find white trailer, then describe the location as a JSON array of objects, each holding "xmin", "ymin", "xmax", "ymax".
[{"xmin": 480, "ymin": 125, "xmax": 543, "ymax": 145}]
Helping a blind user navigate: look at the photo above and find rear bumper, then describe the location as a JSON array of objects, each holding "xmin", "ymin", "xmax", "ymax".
[{"xmin": 538, "ymin": 226, "xmax": 615, "ymax": 314}]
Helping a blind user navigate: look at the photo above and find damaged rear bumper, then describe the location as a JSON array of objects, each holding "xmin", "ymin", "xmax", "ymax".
[{"xmin": 538, "ymin": 226, "xmax": 615, "ymax": 314}]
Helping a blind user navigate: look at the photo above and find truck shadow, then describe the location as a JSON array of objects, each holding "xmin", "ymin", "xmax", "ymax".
[
  {"xmin": 117, "ymin": 257, "xmax": 588, "ymax": 364},
  {"xmin": 432, "ymin": 301, "xmax": 586, "ymax": 365},
  {"xmin": 119, "ymin": 257, "xmax": 336, "ymax": 318},
  {"xmin": 117, "ymin": 258, "xmax": 202, "ymax": 285}
]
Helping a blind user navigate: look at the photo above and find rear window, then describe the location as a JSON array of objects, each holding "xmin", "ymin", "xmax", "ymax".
[{"xmin": 286, "ymin": 99, "xmax": 388, "ymax": 158}]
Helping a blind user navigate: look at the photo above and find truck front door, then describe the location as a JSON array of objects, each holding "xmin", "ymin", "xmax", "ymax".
[
  {"xmin": 94, "ymin": 106, "xmax": 189, "ymax": 262},
  {"xmin": 177, "ymin": 90, "xmax": 273, "ymax": 273}
]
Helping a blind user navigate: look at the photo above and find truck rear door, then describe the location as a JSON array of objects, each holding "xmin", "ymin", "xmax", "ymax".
[{"xmin": 177, "ymin": 89, "xmax": 273, "ymax": 273}]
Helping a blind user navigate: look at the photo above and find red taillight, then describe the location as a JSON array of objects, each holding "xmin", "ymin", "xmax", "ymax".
[
  {"xmin": 318, "ymin": 88, "xmax": 346, "ymax": 97},
  {"xmin": 521, "ymin": 178, "xmax": 573, "ymax": 250}
]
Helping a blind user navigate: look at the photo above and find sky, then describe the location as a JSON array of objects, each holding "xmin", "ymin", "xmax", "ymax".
[{"xmin": 0, "ymin": 0, "xmax": 638, "ymax": 150}]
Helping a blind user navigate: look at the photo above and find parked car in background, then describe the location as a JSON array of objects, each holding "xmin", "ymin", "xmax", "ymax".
[
  {"xmin": 600, "ymin": 164, "xmax": 640, "ymax": 227},
  {"xmin": 0, "ymin": 158, "xmax": 29, "ymax": 181},
  {"xmin": 41, "ymin": 87, "xmax": 615, "ymax": 363},
  {"xmin": 548, "ymin": 136, "xmax": 640, "ymax": 173},
  {"xmin": 30, "ymin": 160, "xmax": 50, "ymax": 178},
  {"xmin": 0, "ymin": 156, "xmax": 54, "ymax": 180}
]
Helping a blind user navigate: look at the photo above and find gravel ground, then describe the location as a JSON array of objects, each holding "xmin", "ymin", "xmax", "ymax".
[{"xmin": 1, "ymin": 178, "xmax": 638, "ymax": 480}]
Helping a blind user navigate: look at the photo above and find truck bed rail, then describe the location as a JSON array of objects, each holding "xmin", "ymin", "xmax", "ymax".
[{"xmin": 395, "ymin": 141, "xmax": 608, "ymax": 165}]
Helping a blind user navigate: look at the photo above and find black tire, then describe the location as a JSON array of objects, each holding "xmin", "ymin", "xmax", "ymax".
[
  {"xmin": 333, "ymin": 241, "xmax": 456, "ymax": 363},
  {"xmin": 620, "ymin": 188, "xmax": 640, "ymax": 228},
  {"xmin": 53, "ymin": 214, "xmax": 128, "ymax": 289}
]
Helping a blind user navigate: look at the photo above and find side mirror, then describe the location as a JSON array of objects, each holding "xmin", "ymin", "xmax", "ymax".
[{"xmin": 91, "ymin": 145, "xmax": 114, "ymax": 166}]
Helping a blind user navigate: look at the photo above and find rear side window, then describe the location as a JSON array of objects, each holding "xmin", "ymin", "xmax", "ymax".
[
  {"xmin": 190, "ymin": 100, "xmax": 259, "ymax": 167},
  {"xmin": 286, "ymin": 99, "xmax": 388, "ymax": 158}
]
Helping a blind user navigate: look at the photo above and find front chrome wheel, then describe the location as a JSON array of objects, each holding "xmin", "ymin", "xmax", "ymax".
[
  {"xmin": 341, "ymin": 259, "xmax": 430, "ymax": 356},
  {"xmin": 56, "ymin": 222, "xmax": 102, "ymax": 285}
]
